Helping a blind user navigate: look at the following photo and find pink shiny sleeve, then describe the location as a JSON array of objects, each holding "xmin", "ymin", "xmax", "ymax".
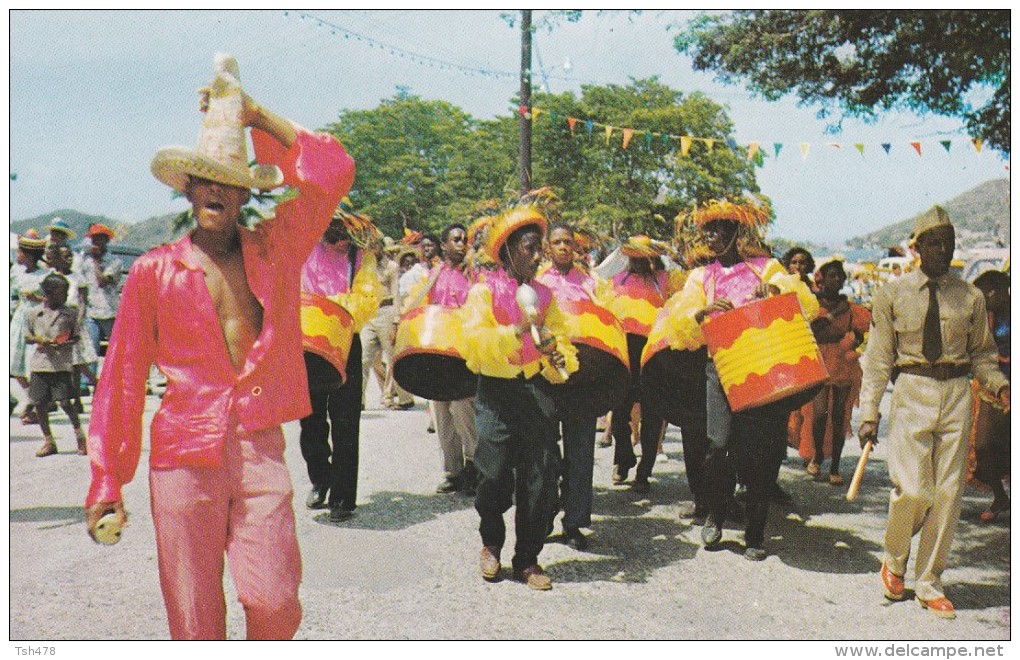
[
  {"xmin": 250, "ymin": 127, "xmax": 355, "ymax": 266},
  {"xmin": 86, "ymin": 259, "xmax": 158, "ymax": 507}
]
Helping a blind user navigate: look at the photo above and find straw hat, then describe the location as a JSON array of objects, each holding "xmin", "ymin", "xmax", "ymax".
[
  {"xmin": 684, "ymin": 197, "xmax": 771, "ymax": 228},
  {"xmin": 150, "ymin": 53, "xmax": 284, "ymax": 194},
  {"xmin": 483, "ymin": 204, "xmax": 548, "ymax": 265},
  {"xmin": 912, "ymin": 205, "xmax": 953, "ymax": 242},
  {"xmin": 85, "ymin": 224, "xmax": 115, "ymax": 239},
  {"xmin": 620, "ymin": 234, "xmax": 670, "ymax": 259},
  {"xmin": 18, "ymin": 229, "xmax": 47, "ymax": 251},
  {"xmin": 45, "ymin": 217, "xmax": 77, "ymax": 240}
]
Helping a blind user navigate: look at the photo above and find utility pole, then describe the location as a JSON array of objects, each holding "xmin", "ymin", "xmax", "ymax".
[{"xmin": 518, "ymin": 9, "xmax": 532, "ymax": 194}]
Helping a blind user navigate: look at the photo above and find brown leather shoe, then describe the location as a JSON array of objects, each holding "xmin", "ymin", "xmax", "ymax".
[
  {"xmin": 881, "ymin": 562, "xmax": 906, "ymax": 601},
  {"xmin": 514, "ymin": 564, "xmax": 552, "ymax": 591},
  {"xmin": 917, "ymin": 596, "xmax": 956, "ymax": 619},
  {"xmin": 480, "ymin": 546, "xmax": 501, "ymax": 581},
  {"xmin": 76, "ymin": 433, "xmax": 88, "ymax": 456}
]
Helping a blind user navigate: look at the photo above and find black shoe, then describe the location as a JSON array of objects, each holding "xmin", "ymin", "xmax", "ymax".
[
  {"xmin": 611, "ymin": 464, "xmax": 631, "ymax": 485},
  {"xmin": 436, "ymin": 476, "xmax": 463, "ymax": 494},
  {"xmin": 329, "ymin": 504, "xmax": 354, "ymax": 523},
  {"xmin": 305, "ymin": 484, "xmax": 328, "ymax": 509},
  {"xmin": 631, "ymin": 478, "xmax": 650, "ymax": 494},
  {"xmin": 745, "ymin": 546, "xmax": 768, "ymax": 561},
  {"xmin": 701, "ymin": 515, "xmax": 723, "ymax": 547},
  {"xmin": 564, "ymin": 527, "xmax": 588, "ymax": 551}
]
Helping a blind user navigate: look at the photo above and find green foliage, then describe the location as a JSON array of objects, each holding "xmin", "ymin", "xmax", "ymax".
[
  {"xmin": 322, "ymin": 80, "xmax": 758, "ymax": 242},
  {"xmin": 676, "ymin": 10, "xmax": 1010, "ymax": 153},
  {"xmin": 325, "ymin": 94, "xmax": 511, "ymax": 237},
  {"xmin": 528, "ymin": 78, "xmax": 760, "ymax": 239}
]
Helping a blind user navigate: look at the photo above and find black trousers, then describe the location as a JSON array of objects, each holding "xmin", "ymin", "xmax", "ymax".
[
  {"xmin": 473, "ymin": 374, "xmax": 560, "ymax": 570},
  {"xmin": 611, "ymin": 333, "xmax": 664, "ymax": 480},
  {"xmin": 298, "ymin": 336, "xmax": 363, "ymax": 510},
  {"xmin": 557, "ymin": 406, "xmax": 598, "ymax": 530},
  {"xmin": 705, "ymin": 359, "xmax": 787, "ymax": 548},
  {"xmin": 675, "ymin": 360, "xmax": 709, "ymax": 511}
]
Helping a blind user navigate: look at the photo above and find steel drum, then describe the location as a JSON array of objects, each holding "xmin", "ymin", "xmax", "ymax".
[
  {"xmin": 551, "ymin": 297, "xmax": 630, "ymax": 418},
  {"xmin": 640, "ymin": 305, "xmax": 707, "ymax": 427},
  {"xmin": 300, "ymin": 291, "xmax": 355, "ymax": 384},
  {"xmin": 393, "ymin": 304, "xmax": 476, "ymax": 401},
  {"xmin": 702, "ymin": 292, "xmax": 828, "ymax": 413}
]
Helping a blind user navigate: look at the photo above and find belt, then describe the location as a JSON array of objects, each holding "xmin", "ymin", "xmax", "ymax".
[
  {"xmin": 379, "ymin": 298, "xmax": 394, "ymax": 307},
  {"xmin": 896, "ymin": 363, "xmax": 970, "ymax": 381}
]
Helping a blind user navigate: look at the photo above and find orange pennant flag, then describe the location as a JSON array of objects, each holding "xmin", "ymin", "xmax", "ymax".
[
  {"xmin": 972, "ymin": 138, "xmax": 983, "ymax": 153},
  {"xmin": 680, "ymin": 136, "xmax": 693, "ymax": 156},
  {"xmin": 910, "ymin": 141, "xmax": 922, "ymax": 156},
  {"xmin": 567, "ymin": 116, "xmax": 577, "ymax": 134},
  {"xmin": 622, "ymin": 128, "xmax": 634, "ymax": 149},
  {"xmin": 746, "ymin": 142, "xmax": 760, "ymax": 161},
  {"xmin": 605, "ymin": 125, "xmax": 614, "ymax": 145},
  {"xmin": 799, "ymin": 143, "xmax": 810, "ymax": 159}
]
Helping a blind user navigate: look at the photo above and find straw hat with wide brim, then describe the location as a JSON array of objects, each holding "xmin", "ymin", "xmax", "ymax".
[
  {"xmin": 18, "ymin": 229, "xmax": 47, "ymax": 251},
  {"xmin": 620, "ymin": 234, "xmax": 670, "ymax": 259},
  {"xmin": 150, "ymin": 53, "xmax": 283, "ymax": 194},
  {"xmin": 684, "ymin": 198, "xmax": 771, "ymax": 228},
  {"xmin": 483, "ymin": 204, "xmax": 548, "ymax": 265},
  {"xmin": 45, "ymin": 217, "xmax": 77, "ymax": 240}
]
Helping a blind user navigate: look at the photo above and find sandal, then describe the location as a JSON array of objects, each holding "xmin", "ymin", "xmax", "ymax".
[
  {"xmin": 828, "ymin": 473, "xmax": 845, "ymax": 486},
  {"xmin": 806, "ymin": 461, "xmax": 820, "ymax": 477}
]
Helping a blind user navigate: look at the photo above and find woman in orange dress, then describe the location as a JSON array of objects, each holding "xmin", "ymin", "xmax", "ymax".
[{"xmin": 806, "ymin": 259, "xmax": 870, "ymax": 485}]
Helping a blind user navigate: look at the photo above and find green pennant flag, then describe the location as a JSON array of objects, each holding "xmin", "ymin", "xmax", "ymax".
[
  {"xmin": 940, "ymin": 140, "xmax": 952, "ymax": 153},
  {"xmin": 773, "ymin": 143, "xmax": 783, "ymax": 158},
  {"xmin": 645, "ymin": 132, "xmax": 653, "ymax": 149}
]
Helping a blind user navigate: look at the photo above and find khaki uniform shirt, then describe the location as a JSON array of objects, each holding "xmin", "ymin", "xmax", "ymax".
[{"xmin": 859, "ymin": 268, "xmax": 1007, "ymax": 422}]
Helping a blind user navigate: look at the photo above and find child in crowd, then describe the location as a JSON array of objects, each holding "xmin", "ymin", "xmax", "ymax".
[{"xmin": 25, "ymin": 273, "xmax": 88, "ymax": 457}]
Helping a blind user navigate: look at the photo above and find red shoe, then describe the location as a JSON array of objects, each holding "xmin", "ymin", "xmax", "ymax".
[
  {"xmin": 881, "ymin": 562, "xmax": 905, "ymax": 601},
  {"xmin": 917, "ymin": 596, "xmax": 956, "ymax": 619}
]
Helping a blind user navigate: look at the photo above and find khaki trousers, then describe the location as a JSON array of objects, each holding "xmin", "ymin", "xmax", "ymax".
[
  {"xmin": 435, "ymin": 397, "xmax": 478, "ymax": 478},
  {"xmin": 361, "ymin": 305, "xmax": 413, "ymax": 406},
  {"xmin": 884, "ymin": 373, "xmax": 972, "ymax": 600}
]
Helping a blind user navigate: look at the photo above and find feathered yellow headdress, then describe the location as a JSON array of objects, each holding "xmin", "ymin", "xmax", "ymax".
[
  {"xmin": 684, "ymin": 197, "xmax": 771, "ymax": 228},
  {"xmin": 332, "ymin": 197, "xmax": 381, "ymax": 249}
]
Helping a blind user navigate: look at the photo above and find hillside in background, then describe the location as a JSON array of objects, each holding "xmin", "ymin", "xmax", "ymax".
[
  {"xmin": 11, "ymin": 210, "xmax": 121, "ymax": 242},
  {"xmin": 845, "ymin": 178, "xmax": 1009, "ymax": 250}
]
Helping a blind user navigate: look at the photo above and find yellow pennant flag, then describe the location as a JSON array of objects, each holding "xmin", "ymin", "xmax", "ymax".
[
  {"xmin": 532, "ymin": 108, "xmax": 543, "ymax": 121},
  {"xmin": 680, "ymin": 136, "xmax": 693, "ymax": 156},
  {"xmin": 622, "ymin": 128, "xmax": 634, "ymax": 150},
  {"xmin": 746, "ymin": 142, "xmax": 760, "ymax": 161},
  {"xmin": 972, "ymin": 138, "xmax": 983, "ymax": 153},
  {"xmin": 855, "ymin": 143, "xmax": 865, "ymax": 157},
  {"xmin": 800, "ymin": 143, "xmax": 810, "ymax": 159},
  {"xmin": 702, "ymin": 138, "xmax": 715, "ymax": 152},
  {"xmin": 605, "ymin": 125, "xmax": 614, "ymax": 145}
]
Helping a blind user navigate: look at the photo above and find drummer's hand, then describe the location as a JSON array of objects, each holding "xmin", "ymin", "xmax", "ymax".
[
  {"xmin": 998, "ymin": 386, "xmax": 1010, "ymax": 413},
  {"xmin": 513, "ymin": 319, "xmax": 533, "ymax": 339},
  {"xmin": 548, "ymin": 349, "xmax": 566, "ymax": 369},
  {"xmin": 755, "ymin": 282, "xmax": 780, "ymax": 299},
  {"xmin": 858, "ymin": 421, "xmax": 879, "ymax": 449},
  {"xmin": 695, "ymin": 298, "xmax": 734, "ymax": 324},
  {"xmin": 86, "ymin": 501, "xmax": 127, "ymax": 543}
]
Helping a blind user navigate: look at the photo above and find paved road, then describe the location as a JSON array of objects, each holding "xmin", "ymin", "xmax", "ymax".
[{"xmin": 8, "ymin": 381, "xmax": 1010, "ymax": 640}]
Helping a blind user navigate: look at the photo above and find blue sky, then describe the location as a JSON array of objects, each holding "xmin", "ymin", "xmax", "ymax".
[{"xmin": 7, "ymin": 9, "xmax": 1010, "ymax": 244}]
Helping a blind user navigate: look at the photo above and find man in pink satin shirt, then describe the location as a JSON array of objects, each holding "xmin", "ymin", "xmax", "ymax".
[{"xmin": 83, "ymin": 56, "xmax": 355, "ymax": 639}]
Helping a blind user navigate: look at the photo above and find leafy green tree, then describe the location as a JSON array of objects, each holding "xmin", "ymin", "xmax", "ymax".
[
  {"xmin": 675, "ymin": 10, "xmax": 1010, "ymax": 153},
  {"xmin": 527, "ymin": 77, "xmax": 761, "ymax": 239},
  {"xmin": 324, "ymin": 93, "xmax": 511, "ymax": 236}
]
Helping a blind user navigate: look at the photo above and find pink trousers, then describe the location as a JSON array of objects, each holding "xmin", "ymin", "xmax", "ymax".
[{"xmin": 148, "ymin": 422, "xmax": 302, "ymax": 640}]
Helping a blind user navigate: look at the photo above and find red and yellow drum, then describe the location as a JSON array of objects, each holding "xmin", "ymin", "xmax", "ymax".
[
  {"xmin": 393, "ymin": 304, "xmax": 476, "ymax": 401},
  {"xmin": 552, "ymin": 297, "xmax": 630, "ymax": 417},
  {"xmin": 301, "ymin": 291, "xmax": 355, "ymax": 384},
  {"xmin": 640, "ymin": 305, "xmax": 707, "ymax": 427},
  {"xmin": 702, "ymin": 292, "xmax": 828, "ymax": 412}
]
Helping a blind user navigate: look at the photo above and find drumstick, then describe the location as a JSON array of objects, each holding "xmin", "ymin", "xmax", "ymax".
[{"xmin": 845, "ymin": 440, "xmax": 873, "ymax": 502}]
